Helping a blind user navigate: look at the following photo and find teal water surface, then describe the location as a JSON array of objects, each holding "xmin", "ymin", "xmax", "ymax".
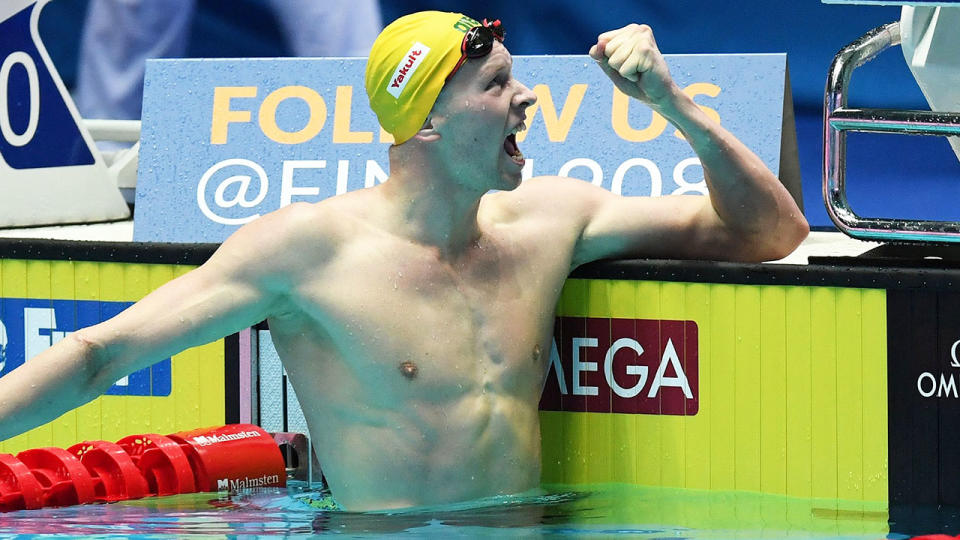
[{"xmin": 0, "ymin": 482, "xmax": 907, "ymax": 538}]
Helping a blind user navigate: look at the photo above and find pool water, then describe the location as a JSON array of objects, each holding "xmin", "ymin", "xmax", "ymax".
[{"xmin": 0, "ymin": 482, "xmax": 913, "ymax": 538}]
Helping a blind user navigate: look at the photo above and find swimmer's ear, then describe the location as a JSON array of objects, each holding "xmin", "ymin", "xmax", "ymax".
[{"xmin": 412, "ymin": 116, "xmax": 441, "ymax": 142}]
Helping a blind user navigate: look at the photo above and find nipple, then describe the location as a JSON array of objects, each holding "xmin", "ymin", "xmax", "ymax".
[{"xmin": 399, "ymin": 360, "xmax": 419, "ymax": 380}]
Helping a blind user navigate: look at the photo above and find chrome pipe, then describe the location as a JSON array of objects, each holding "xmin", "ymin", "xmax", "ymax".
[
  {"xmin": 823, "ymin": 22, "xmax": 960, "ymax": 244},
  {"xmin": 829, "ymin": 108, "xmax": 960, "ymax": 135}
]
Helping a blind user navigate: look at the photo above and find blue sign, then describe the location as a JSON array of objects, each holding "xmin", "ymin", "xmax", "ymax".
[
  {"xmin": 137, "ymin": 54, "xmax": 787, "ymax": 243},
  {"xmin": 0, "ymin": 298, "xmax": 171, "ymax": 396},
  {"xmin": 0, "ymin": 2, "xmax": 94, "ymax": 169}
]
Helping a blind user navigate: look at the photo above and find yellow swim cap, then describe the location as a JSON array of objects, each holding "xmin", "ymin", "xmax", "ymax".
[{"xmin": 365, "ymin": 11, "xmax": 481, "ymax": 144}]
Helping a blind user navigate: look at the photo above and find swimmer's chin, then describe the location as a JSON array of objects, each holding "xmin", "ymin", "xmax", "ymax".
[{"xmin": 496, "ymin": 170, "xmax": 524, "ymax": 191}]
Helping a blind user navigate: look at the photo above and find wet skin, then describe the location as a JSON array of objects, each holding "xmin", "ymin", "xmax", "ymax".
[
  {"xmin": 266, "ymin": 187, "xmax": 579, "ymax": 510},
  {"xmin": 0, "ymin": 27, "xmax": 807, "ymax": 511}
]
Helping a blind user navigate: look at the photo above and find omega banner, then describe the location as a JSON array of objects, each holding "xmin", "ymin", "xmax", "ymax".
[
  {"xmin": 136, "ymin": 54, "xmax": 792, "ymax": 242},
  {"xmin": 541, "ymin": 316, "xmax": 698, "ymax": 415},
  {"xmin": 887, "ymin": 289, "xmax": 960, "ymax": 513}
]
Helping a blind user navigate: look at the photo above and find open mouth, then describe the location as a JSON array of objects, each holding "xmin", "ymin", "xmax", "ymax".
[{"xmin": 503, "ymin": 131, "xmax": 525, "ymax": 166}]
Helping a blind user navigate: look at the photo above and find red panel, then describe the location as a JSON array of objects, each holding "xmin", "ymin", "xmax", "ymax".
[
  {"xmin": 560, "ymin": 317, "xmax": 587, "ymax": 413},
  {"xmin": 610, "ymin": 317, "xmax": 644, "ymax": 414},
  {"xmin": 543, "ymin": 316, "xmax": 699, "ymax": 416},
  {"xmin": 584, "ymin": 317, "xmax": 612, "ymax": 413},
  {"xmin": 538, "ymin": 320, "xmax": 564, "ymax": 411}
]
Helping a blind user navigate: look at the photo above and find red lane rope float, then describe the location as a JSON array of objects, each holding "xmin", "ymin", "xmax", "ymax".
[
  {"xmin": 67, "ymin": 440, "xmax": 148, "ymax": 502},
  {"xmin": 0, "ymin": 424, "xmax": 286, "ymax": 512},
  {"xmin": 116, "ymin": 434, "xmax": 195, "ymax": 497},
  {"xmin": 167, "ymin": 424, "xmax": 286, "ymax": 493},
  {"xmin": 16, "ymin": 447, "xmax": 97, "ymax": 508},
  {"xmin": 0, "ymin": 454, "xmax": 43, "ymax": 511}
]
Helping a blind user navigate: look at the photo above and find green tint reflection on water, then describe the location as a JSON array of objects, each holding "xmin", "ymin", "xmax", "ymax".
[
  {"xmin": 0, "ymin": 482, "xmax": 895, "ymax": 538},
  {"xmin": 547, "ymin": 483, "xmax": 890, "ymax": 538}
]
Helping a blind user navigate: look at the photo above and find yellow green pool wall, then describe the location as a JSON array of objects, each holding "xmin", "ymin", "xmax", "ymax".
[
  {"xmin": 0, "ymin": 258, "xmax": 225, "ymax": 454},
  {"xmin": 540, "ymin": 278, "xmax": 888, "ymax": 510}
]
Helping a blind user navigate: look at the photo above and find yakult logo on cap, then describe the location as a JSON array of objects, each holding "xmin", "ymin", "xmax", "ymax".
[{"xmin": 387, "ymin": 42, "xmax": 430, "ymax": 98}]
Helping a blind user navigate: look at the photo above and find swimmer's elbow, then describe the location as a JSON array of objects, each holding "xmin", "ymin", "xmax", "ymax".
[
  {"xmin": 68, "ymin": 329, "xmax": 118, "ymax": 397},
  {"xmin": 70, "ymin": 329, "xmax": 109, "ymax": 361},
  {"xmin": 743, "ymin": 213, "xmax": 809, "ymax": 262},
  {"xmin": 774, "ymin": 212, "xmax": 810, "ymax": 259}
]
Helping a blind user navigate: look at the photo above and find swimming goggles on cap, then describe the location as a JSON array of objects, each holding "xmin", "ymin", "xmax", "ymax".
[{"xmin": 446, "ymin": 19, "xmax": 505, "ymax": 82}]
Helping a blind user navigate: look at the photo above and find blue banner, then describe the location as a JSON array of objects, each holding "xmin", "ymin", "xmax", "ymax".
[
  {"xmin": 0, "ymin": 2, "xmax": 94, "ymax": 169},
  {"xmin": 0, "ymin": 298, "xmax": 171, "ymax": 396},
  {"xmin": 137, "ymin": 54, "xmax": 787, "ymax": 243}
]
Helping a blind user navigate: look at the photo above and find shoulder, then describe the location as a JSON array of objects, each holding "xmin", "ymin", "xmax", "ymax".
[
  {"xmin": 486, "ymin": 175, "xmax": 616, "ymax": 223},
  {"xmin": 226, "ymin": 201, "xmax": 342, "ymax": 249},
  {"xmin": 515, "ymin": 175, "xmax": 614, "ymax": 204},
  {"xmin": 206, "ymin": 200, "xmax": 354, "ymax": 281}
]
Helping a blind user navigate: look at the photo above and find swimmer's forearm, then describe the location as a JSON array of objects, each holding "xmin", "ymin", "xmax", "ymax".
[
  {"xmin": 0, "ymin": 332, "xmax": 108, "ymax": 442},
  {"xmin": 655, "ymin": 90, "xmax": 808, "ymax": 257}
]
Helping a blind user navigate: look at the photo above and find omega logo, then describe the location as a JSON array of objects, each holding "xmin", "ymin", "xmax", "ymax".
[{"xmin": 916, "ymin": 338, "xmax": 960, "ymax": 399}]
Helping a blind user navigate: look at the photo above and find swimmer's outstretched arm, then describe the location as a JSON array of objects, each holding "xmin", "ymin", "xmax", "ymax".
[
  {"xmin": 0, "ymin": 205, "xmax": 315, "ymax": 442},
  {"xmin": 560, "ymin": 24, "xmax": 808, "ymax": 264}
]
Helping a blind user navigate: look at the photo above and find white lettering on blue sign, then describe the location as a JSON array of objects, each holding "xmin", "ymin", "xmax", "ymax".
[
  {"xmin": 0, "ymin": 317, "xmax": 7, "ymax": 372},
  {"xmin": 23, "ymin": 307, "xmax": 68, "ymax": 360},
  {"xmin": 0, "ymin": 298, "xmax": 170, "ymax": 396},
  {"xmin": 0, "ymin": 51, "xmax": 39, "ymax": 147}
]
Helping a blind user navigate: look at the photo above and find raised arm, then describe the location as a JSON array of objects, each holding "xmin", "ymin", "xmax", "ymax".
[
  {"xmin": 569, "ymin": 24, "xmax": 808, "ymax": 266},
  {"xmin": 0, "ymin": 205, "xmax": 317, "ymax": 441}
]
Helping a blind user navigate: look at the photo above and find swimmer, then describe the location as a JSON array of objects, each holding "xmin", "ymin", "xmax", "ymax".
[{"xmin": 0, "ymin": 12, "xmax": 808, "ymax": 511}]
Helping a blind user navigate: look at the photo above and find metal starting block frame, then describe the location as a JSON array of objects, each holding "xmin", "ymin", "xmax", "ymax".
[{"xmin": 824, "ymin": 21, "xmax": 960, "ymax": 243}]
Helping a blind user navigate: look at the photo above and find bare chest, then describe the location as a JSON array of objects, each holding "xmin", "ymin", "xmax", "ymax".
[{"xmin": 273, "ymin": 234, "xmax": 567, "ymax": 402}]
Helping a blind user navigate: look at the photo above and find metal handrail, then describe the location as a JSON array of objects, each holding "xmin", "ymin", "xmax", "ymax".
[{"xmin": 824, "ymin": 21, "xmax": 960, "ymax": 243}]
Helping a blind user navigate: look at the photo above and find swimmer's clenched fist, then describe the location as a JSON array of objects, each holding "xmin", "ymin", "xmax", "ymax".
[{"xmin": 589, "ymin": 24, "xmax": 674, "ymax": 106}]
